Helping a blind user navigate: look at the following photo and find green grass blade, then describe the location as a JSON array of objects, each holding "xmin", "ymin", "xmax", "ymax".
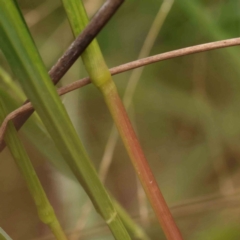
[
  {"xmin": 0, "ymin": 99, "xmax": 67, "ymax": 240},
  {"xmin": 0, "ymin": 88, "xmax": 74, "ymax": 178},
  {"xmin": 0, "ymin": 66, "xmax": 25, "ymax": 101},
  {"xmin": 0, "ymin": 1, "xmax": 130, "ymax": 239},
  {"xmin": 0, "ymin": 68, "xmax": 74, "ymax": 178},
  {"xmin": 62, "ymin": 1, "xmax": 150, "ymax": 238},
  {"xmin": 0, "ymin": 73, "xmax": 149, "ymax": 239}
]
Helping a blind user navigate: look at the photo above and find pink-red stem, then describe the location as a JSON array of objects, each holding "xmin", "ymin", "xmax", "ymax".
[{"xmin": 100, "ymin": 81, "xmax": 183, "ymax": 240}]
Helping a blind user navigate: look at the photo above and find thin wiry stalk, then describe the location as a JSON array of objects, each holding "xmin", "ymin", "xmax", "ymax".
[
  {"xmin": 1, "ymin": 37, "xmax": 240, "ymax": 150},
  {"xmin": 0, "ymin": 66, "xmax": 26, "ymax": 100},
  {"xmin": 62, "ymin": 0, "xmax": 150, "ymax": 239},
  {"xmin": 1, "ymin": 35, "xmax": 240, "ymax": 150},
  {"xmin": 1, "ymin": 36, "xmax": 240, "ymax": 145},
  {"xmin": 0, "ymin": 99, "xmax": 67, "ymax": 240},
  {"xmin": 100, "ymin": 0, "xmax": 174, "ymax": 183},
  {"xmin": 61, "ymin": 0, "xmax": 182, "ymax": 239}
]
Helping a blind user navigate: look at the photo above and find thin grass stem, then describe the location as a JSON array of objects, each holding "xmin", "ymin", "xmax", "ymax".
[
  {"xmin": 98, "ymin": 0, "xmax": 174, "ymax": 225},
  {"xmin": 1, "ymin": 35, "xmax": 240, "ymax": 150},
  {"xmin": 0, "ymin": 1, "xmax": 130, "ymax": 239},
  {"xmin": 0, "ymin": 0, "xmax": 123, "ymax": 152},
  {"xmin": 2, "ymin": 37, "xmax": 240, "ymax": 144},
  {"xmin": 0, "ymin": 99, "xmax": 67, "ymax": 240},
  {"xmin": 61, "ymin": 0, "xmax": 182, "ymax": 239}
]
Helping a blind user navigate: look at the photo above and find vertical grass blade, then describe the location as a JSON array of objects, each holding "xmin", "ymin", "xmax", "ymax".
[
  {"xmin": 61, "ymin": 0, "xmax": 182, "ymax": 239},
  {"xmin": 0, "ymin": 1, "xmax": 130, "ymax": 239},
  {"xmin": 0, "ymin": 67, "xmax": 74, "ymax": 178},
  {"xmin": 0, "ymin": 0, "xmax": 123, "ymax": 152},
  {"xmin": 0, "ymin": 99, "xmax": 67, "ymax": 240},
  {"xmin": 0, "ymin": 67, "xmax": 147, "ymax": 239}
]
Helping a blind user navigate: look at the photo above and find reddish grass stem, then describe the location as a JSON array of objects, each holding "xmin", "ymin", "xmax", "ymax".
[{"xmin": 100, "ymin": 80, "xmax": 183, "ymax": 239}]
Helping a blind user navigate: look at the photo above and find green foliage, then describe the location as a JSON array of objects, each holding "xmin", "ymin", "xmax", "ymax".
[
  {"xmin": 0, "ymin": 0, "xmax": 130, "ymax": 239},
  {"xmin": 0, "ymin": 99, "xmax": 67, "ymax": 240}
]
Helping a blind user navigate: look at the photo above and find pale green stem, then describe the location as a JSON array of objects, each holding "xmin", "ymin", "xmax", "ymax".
[
  {"xmin": 99, "ymin": 0, "xmax": 174, "ymax": 225},
  {"xmin": 62, "ymin": 1, "xmax": 150, "ymax": 239},
  {"xmin": 0, "ymin": 99, "xmax": 67, "ymax": 240},
  {"xmin": 61, "ymin": 0, "xmax": 182, "ymax": 239},
  {"xmin": 0, "ymin": 66, "xmax": 25, "ymax": 101}
]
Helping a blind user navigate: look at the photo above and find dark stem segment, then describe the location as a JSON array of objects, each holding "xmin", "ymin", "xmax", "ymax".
[
  {"xmin": 48, "ymin": 0, "xmax": 124, "ymax": 84},
  {"xmin": 0, "ymin": 0, "xmax": 124, "ymax": 152}
]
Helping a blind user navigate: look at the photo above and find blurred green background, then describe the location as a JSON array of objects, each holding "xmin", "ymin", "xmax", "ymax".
[{"xmin": 1, "ymin": 0, "xmax": 240, "ymax": 239}]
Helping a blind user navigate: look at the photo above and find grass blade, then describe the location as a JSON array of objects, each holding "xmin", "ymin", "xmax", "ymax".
[
  {"xmin": 0, "ymin": 67, "xmax": 149, "ymax": 239},
  {"xmin": 0, "ymin": 99, "xmax": 67, "ymax": 240},
  {"xmin": 0, "ymin": 1, "xmax": 130, "ymax": 239},
  {"xmin": 0, "ymin": 0, "xmax": 123, "ymax": 152}
]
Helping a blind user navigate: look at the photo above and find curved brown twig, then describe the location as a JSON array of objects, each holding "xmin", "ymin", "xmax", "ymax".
[{"xmin": 1, "ymin": 37, "xmax": 240, "ymax": 148}]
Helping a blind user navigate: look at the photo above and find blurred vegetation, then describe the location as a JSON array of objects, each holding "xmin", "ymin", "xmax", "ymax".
[{"xmin": 1, "ymin": 0, "xmax": 240, "ymax": 239}]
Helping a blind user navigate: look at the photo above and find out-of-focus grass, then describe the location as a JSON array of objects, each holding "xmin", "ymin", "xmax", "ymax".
[{"xmin": 1, "ymin": 0, "xmax": 240, "ymax": 239}]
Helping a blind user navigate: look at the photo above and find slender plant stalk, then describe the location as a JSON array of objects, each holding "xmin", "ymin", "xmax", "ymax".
[
  {"xmin": 0, "ymin": 65, "xmax": 147, "ymax": 240},
  {"xmin": 0, "ymin": 1, "xmax": 130, "ymax": 239},
  {"xmin": 73, "ymin": 0, "xmax": 175, "ymax": 235},
  {"xmin": 101, "ymin": 83, "xmax": 182, "ymax": 240},
  {"xmin": 1, "ymin": 37, "xmax": 240, "ymax": 144},
  {"xmin": 99, "ymin": 0, "xmax": 174, "ymax": 224},
  {"xmin": 61, "ymin": 0, "xmax": 182, "ymax": 239},
  {"xmin": 0, "ymin": 99, "xmax": 67, "ymax": 240},
  {"xmin": 99, "ymin": 0, "xmax": 175, "ymax": 182},
  {"xmin": 0, "ymin": 66, "xmax": 26, "ymax": 101}
]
